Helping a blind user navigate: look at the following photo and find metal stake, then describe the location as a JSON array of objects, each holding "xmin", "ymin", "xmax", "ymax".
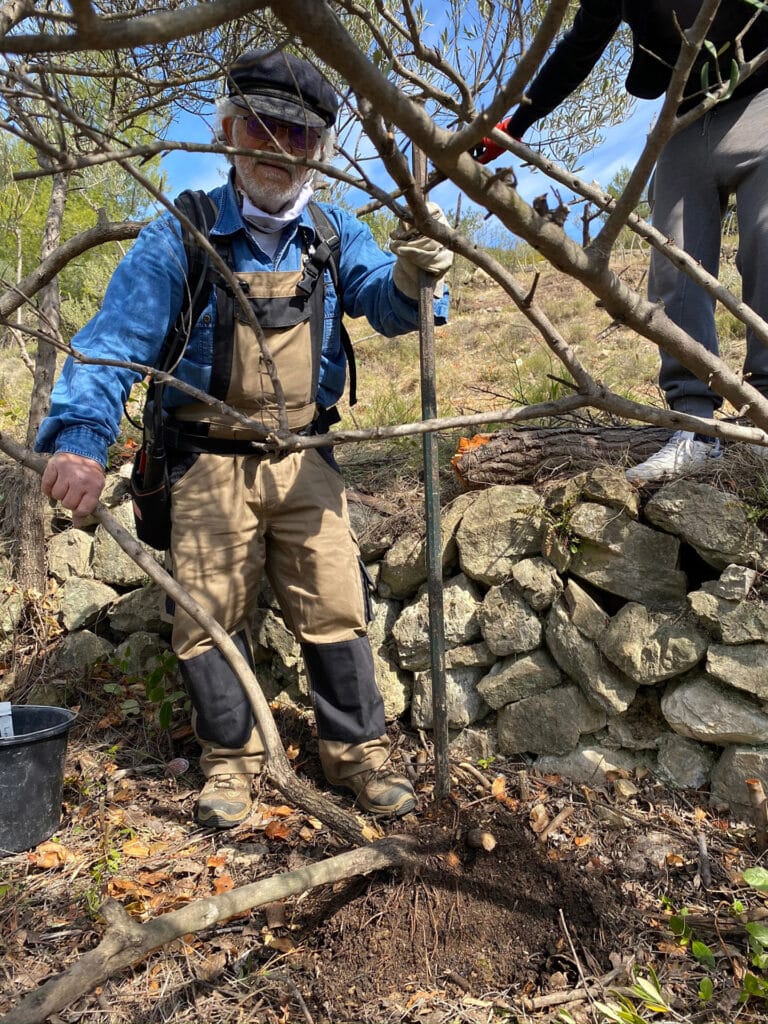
[{"xmin": 411, "ymin": 143, "xmax": 450, "ymax": 802}]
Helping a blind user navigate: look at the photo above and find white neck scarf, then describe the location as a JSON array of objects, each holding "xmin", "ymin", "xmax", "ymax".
[{"xmin": 240, "ymin": 182, "xmax": 315, "ymax": 234}]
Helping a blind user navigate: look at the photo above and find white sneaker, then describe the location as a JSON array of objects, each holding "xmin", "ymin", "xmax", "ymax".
[{"xmin": 626, "ymin": 430, "xmax": 721, "ymax": 484}]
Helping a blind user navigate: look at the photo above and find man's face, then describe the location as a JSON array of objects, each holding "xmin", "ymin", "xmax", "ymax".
[{"xmin": 223, "ymin": 113, "xmax": 322, "ymax": 213}]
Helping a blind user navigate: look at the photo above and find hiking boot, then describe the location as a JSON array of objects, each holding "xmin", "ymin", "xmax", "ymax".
[
  {"xmin": 196, "ymin": 773, "xmax": 253, "ymax": 829},
  {"xmin": 626, "ymin": 430, "xmax": 721, "ymax": 484},
  {"xmin": 337, "ymin": 768, "xmax": 417, "ymax": 818}
]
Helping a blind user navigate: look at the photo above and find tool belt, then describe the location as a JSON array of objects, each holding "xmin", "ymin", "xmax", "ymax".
[{"xmin": 164, "ymin": 406, "xmax": 341, "ymax": 455}]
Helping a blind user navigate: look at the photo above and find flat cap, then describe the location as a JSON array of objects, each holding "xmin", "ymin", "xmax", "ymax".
[{"xmin": 227, "ymin": 49, "xmax": 338, "ymax": 128}]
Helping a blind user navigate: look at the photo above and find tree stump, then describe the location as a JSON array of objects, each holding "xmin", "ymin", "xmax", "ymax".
[{"xmin": 451, "ymin": 425, "xmax": 673, "ymax": 488}]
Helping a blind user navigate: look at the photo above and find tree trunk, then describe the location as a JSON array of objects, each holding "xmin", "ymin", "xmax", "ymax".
[
  {"xmin": 451, "ymin": 424, "xmax": 673, "ymax": 489},
  {"xmin": 13, "ymin": 172, "xmax": 68, "ymax": 591}
]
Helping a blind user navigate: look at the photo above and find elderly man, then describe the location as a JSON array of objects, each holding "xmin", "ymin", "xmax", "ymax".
[{"xmin": 37, "ymin": 49, "xmax": 452, "ymax": 828}]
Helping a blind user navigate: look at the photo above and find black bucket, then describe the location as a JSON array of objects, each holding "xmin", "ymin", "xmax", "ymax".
[{"xmin": 0, "ymin": 705, "xmax": 77, "ymax": 854}]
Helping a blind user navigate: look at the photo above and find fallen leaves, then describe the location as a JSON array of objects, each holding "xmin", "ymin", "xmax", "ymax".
[{"xmin": 27, "ymin": 841, "xmax": 76, "ymax": 870}]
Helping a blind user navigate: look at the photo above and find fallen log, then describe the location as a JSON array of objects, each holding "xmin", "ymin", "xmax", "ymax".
[{"xmin": 451, "ymin": 425, "xmax": 673, "ymax": 488}]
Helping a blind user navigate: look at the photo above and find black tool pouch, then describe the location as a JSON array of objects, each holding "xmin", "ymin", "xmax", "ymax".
[{"xmin": 130, "ymin": 401, "xmax": 172, "ymax": 551}]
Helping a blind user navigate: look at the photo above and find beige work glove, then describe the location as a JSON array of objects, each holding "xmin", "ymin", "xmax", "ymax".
[{"xmin": 389, "ymin": 201, "xmax": 453, "ymax": 300}]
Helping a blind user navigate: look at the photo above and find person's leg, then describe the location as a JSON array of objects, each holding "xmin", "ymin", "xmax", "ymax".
[
  {"xmin": 627, "ymin": 114, "xmax": 727, "ymax": 482},
  {"xmin": 169, "ymin": 453, "xmax": 267, "ymax": 826},
  {"xmin": 724, "ymin": 90, "xmax": 768, "ymax": 406},
  {"xmin": 264, "ymin": 448, "xmax": 415, "ymax": 817}
]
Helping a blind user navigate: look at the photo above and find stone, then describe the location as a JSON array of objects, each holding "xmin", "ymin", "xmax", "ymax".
[
  {"xmin": 0, "ymin": 588, "xmax": 24, "ymax": 640},
  {"xmin": 477, "ymin": 649, "xmax": 562, "ymax": 709},
  {"xmin": 534, "ymin": 744, "xmax": 646, "ymax": 787},
  {"xmin": 605, "ymin": 689, "xmax": 667, "ymax": 751},
  {"xmin": 113, "ymin": 631, "xmax": 173, "ymax": 678},
  {"xmin": 367, "ymin": 594, "xmax": 411, "ymax": 720},
  {"xmin": 715, "ymin": 565, "xmax": 758, "ymax": 601},
  {"xmin": 445, "ymin": 642, "xmax": 497, "ymax": 669},
  {"xmin": 545, "ymin": 597, "xmax": 637, "ymax": 713},
  {"xmin": 91, "ymin": 500, "xmax": 160, "ymax": 586},
  {"xmin": 719, "ymin": 601, "xmax": 768, "ymax": 645},
  {"xmin": 379, "ymin": 492, "xmax": 477, "ymax": 599},
  {"xmin": 510, "ymin": 556, "xmax": 563, "ymax": 611},
  {"xmin": 448, "ymin": 724, "xmax": 498, "ymax": 763},
  {"xmin": 568, "ymin": 502, "xmax": 687, "ymax": 606},
  {"xmin": 710, "ymin": 746, "xmax": 768, "ymax": 819},
  {"xmin": 253, "ymin": 608, "xmax": 303, "ymax": 690},
  {"xmin": 479, "ymin": 584, "xmax": 542, "ymax": 656},
  {"xmin": 391, "ymin": 573, "xmax": 482, "ymax": 671},
  {"xmin": 47, "ymin": 528, "xmax": 93, "ymax": 582},
  {"xmin": 563, "ymin": 579, "xmax": 609, "ymax": 641},
  {"xmin": 687, "ymin": 587, "xmax": 737, "ymax": 638},
  {"xmin": 58, "ymin": 577, "xmax": 118, "ymax": 632},
  {"xmin": 109, "ymin": 584, "xmax": 169, "ymax": 636},
  {"xmin": 656, "ymin": 734, "xmax": 715, "ymax": 789},
  {"xmin": 645, "ymin": 479, "xmax": 768, "ymax": 571},
  {"xmin": 706, "ymin": 643, "xmax": 768, "ymax": 700},
  {"xmin": 581, "ymin": 466, "xmax": 640, "ymax": 518},
  {"xmin": 456, "ymin": 484, "xmax": 546, "ymax": 585},
  {"xmin": 497, "ymin": 685, "xmax": 606, "ymax": 757},
  {"xmin": 53, "ymin": 630, "xmax": 114, "ymax": 675},
  {"xmin": 598, "ymin": 603, "xmax": 708, "ymax": 684},
  {"xmin": 411, "ymin": 664, "xmax": 487, "ymax": 729},
  {"xmin": 661, "ymin": 673, "xmax": 768, "ymax": 744}
]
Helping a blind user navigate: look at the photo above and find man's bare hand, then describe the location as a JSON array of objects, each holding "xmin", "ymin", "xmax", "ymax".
[{"xmin": 41, "ymin": 452, "xmax": 105, "ymax": 527}]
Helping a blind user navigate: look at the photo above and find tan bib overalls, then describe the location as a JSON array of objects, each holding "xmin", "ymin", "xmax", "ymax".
[{"xmin": 167, "ymin": 264, "xmax": 389, "ymax": 785}]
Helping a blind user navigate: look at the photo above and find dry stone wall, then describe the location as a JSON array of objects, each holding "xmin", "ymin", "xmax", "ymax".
[{"xmin": 4, "ymin": 462, "xmax": 768, "ymax": 821}]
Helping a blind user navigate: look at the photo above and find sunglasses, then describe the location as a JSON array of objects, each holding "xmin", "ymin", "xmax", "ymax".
[{"xmin": 242, "ymin": 114, "xmax": 321, "ymax": 151}]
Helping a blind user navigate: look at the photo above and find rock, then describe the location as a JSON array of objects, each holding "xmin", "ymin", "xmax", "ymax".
[
  {"xmin": 448, "ymin": 724, "xmax": 498, "ymax": 762},
  {"xmin": 391, "ymin": 573, "xmax": 482, "ymax": 671},
  {"xmin": 445, "ymin": 642, "xmax": 497, "ymax": 669},
  {"xmin": 661, "ymin": 673, "xmax": 768, "ymax": 744},
  {"xmin": 710, "ymin": 745, "xmax": 768, "ymax": 819},
  {"xmin": 379, "ymin": 493, "xmax": 477, "ymax": 599},
  {"xmin": 109, "ymin": 584, "xmax": 169, "ymax": 636},
  {"xmin": 57, "ymin": 577, "xmax": 118, "ymax": 632},
  {"xmin": 581, "ymin": 466, "xmax": 640, "ymax": 518},
  {"xmin": 546, "ymin": 597, "xmax": 638, "ymax": 713},
  {"xmin": 598, "ymin": 603, "xmax": 708, "ymax": 684},
  {"xmin": 479, "ymin": 584, "xmax": 542, "ymax": 656},
  {"xmin": 53, "ymin": 630, "xmax": 114, "ymax": 674},
  {"xmin": 47, "ymin": 528, "xmax": 93, "ymax": 582},
  {"xmin": 719, "ymin": 602, "xmax": 768, "ymax": 645},
  {"xmin": 0, "ymin": 588, "xmax": 24, "ymax": 641},
  {"xmin": 477, "ymin": 649, "xmax": 562, "ymax": 709},
  {"xmin": 687, "ymin": 587, "xmax": 737, "ymax": 638},
  {"xmin": 715, "ymin": 565, "xmax": 758, "ymax": 601},
  {"xmin": 568, "ymin": 502, "xmax": 687, "ymax": 606},
  {"xmin": 368, "ymin": 594, "xmax": 411, "ymax": 719},
  {"xmin": 706, "ymin": 643, "xmax": 768, "ymax": 699},
  {"xmin": 253, "ymin": 608, "xmax": 303, "ymax": 691},
  {"xmin": 456, "ymin": 484, "xmax": 546, "ymax": 585},
  {"xmin": 510, "ymin": 557, "xmax": 563, "ymax": 611},
  {"xmin": 91, "ymin": 501, "xmax": 160, "ymax": 586},
  {"xmin": 534, "ymin": 744, "xmax": 646, "ymax": 787},
  {"xmin": 113, "ymin": 631, "xmax": 173, "ymax": 678},
  {"xmin": 605, "ymin": 689, "xmax": 667, "ymax": 750},
  {"xmin": 645, "ymin": 480, "xmax": 768, "ymax": 571},
  {"xmin": 563, "ymin": 579, "xmax": 609, "ymax": 641},
  {"xmin": 411, "ymin": 664, "xmax": 487, "ymax": 729},
  {"xmin": 497, "ymin": 685, "xmax": 606, "ymax": 756},
  {"xmin": 656, "ymin": 734, "xmax": 715, "ymax": 789}
]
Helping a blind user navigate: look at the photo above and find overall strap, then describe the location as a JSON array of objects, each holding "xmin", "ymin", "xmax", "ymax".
[{"xmin": 307, "ymin": 201, "xmax": 357, "ymax": 407}]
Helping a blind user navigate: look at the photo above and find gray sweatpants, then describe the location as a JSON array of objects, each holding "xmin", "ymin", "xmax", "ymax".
[{"xmin": 649, "ymin": 88, "xmax": 768, "ymax": 417}]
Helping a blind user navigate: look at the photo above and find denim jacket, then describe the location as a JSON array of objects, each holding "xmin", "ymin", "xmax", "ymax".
[{"xmin": 36, "ymin": 175, "xmax": 449, "ymax": 467}]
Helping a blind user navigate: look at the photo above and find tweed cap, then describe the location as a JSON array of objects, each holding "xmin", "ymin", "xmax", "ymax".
[{"xmin": 226, "ymin": 49, "xmax": 338, "ymax": 128}]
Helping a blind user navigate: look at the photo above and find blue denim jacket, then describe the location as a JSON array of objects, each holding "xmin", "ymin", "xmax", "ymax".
[{"xmin": 36, "ymin": 175, "xmax": 449, "ymax": 467}]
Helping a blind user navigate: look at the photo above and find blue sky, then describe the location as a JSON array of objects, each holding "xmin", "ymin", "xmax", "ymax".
[{"xmin": 158, "ymin": 91, "xmax": 663, "ymax": 247}]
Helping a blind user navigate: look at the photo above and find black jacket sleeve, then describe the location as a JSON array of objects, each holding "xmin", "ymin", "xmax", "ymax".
[{"xmin": 507, "ymin": 0, "xmax": 622, "ymax": 138}]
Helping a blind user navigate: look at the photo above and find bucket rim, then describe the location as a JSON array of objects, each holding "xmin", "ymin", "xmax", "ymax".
[{"xmin": 0, "ymin": 704, "xmax": 77, "ymax": 748}]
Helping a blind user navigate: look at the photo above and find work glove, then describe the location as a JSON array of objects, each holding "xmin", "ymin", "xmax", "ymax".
[
  {"xmin": 389, "ymin": 201, "xmax": 453, "ymax": 301},
  {"xmin": 472, "ymin": 116, "xmax": 520, "ymax": 165}
]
